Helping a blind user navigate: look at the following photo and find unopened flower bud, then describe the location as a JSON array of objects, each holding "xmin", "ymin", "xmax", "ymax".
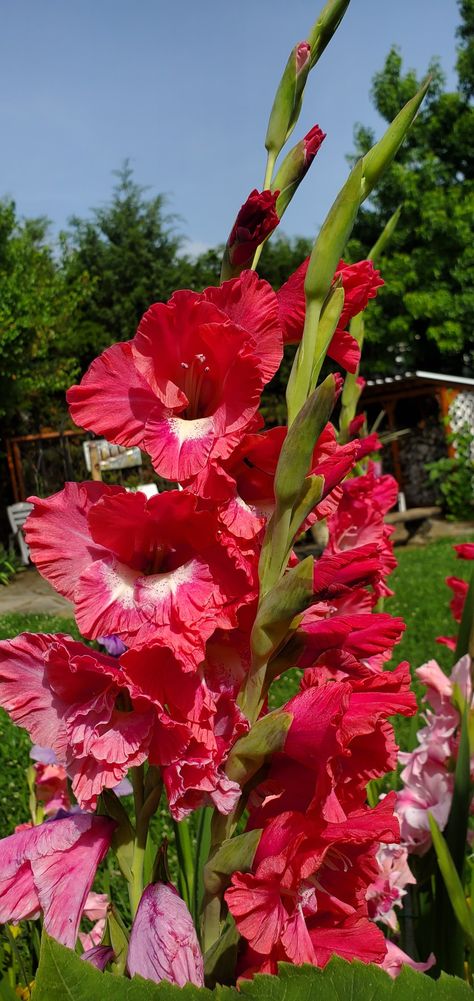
[
  {"xmin": 127, "ymin": 883, "xmax": 204, "ymax": 987},
  {"xmin": 272, "ymin": 124, "xmax": 326, "ymax": 216},
  {"xmin": 81, "ymin": 945, "xmax": 115, "ymax": 971},
  {"xmin": 221, "ymin": 189, "xmax": 279, "ymax": 280},
  {"xmin": 265, "ymin": 42, "xmax": 312, "ymax": 160}
]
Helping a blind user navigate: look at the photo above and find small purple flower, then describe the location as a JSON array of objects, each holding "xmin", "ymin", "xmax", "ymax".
[
  {"xmin": 30, "ymin": 744, "xmax": 58, "ymax": 765},
  {"xmin": 112, "ymin": 777, "xmax": 133, "ymax": 798},
  {"xmin": 97, "ymin": 634, "xmax": 128, "ymax": 657},
  {"xmin": 127, "ymin": 883, "xmax": 204, "ymax": 986}
]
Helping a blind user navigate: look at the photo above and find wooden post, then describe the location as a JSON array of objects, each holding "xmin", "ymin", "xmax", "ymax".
[
  {"xmin": 89, "ymin": 444, "xmax": 102, "ymax": 481},
  {"xmin": 12, "ymin": 441, "xmax": 26, "ymax": 500},
  {"xmin": 439, "ymin": 387, "xmax": 458, "ymax": 458},
  {"xmin": 385, "ymin": 400, "xmax": 404, "ymax": 489},
  {"xmin": 5, "ymin": 441, "xmax": 20, "ymax": 502}
]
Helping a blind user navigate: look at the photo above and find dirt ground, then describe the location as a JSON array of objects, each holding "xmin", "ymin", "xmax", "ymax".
[{"xmin": 0, "ymin": 567, "xmax": 74, "ymax": 616}]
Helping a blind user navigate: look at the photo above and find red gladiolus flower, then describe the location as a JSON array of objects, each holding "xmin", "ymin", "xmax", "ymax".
[
  {"xmin": 226, "ymin": 798, "xmax": 399, "ymax": 975},
  {"xmin": 455, "ymin": 543, "xmax": 474, "ymax": 560},
  {"xmin": 298, "ymin": 610, "xmax": 405, "ymax": 669},
  {"xmin": 0, "ymin": 632, "xmax": 155, "ymax": 809},
  {"xmin": 122, "ymin": 643, "xmax": 248, "ymax": 819},
  {"xmin": 24, "ymin": 483, "xmax": 254, "ymax": 665},
  {"xmin": 326, "ymin": 467, "xmax": 398, "ymax": 599},
  {"xmin": 277, "ymin": 257, "xmax": 383, "ymax": 372},
  {"xmin": 225, "ymin": 189, "xmax": 280, "ymax": 271},
  {"xmin": 0, "ymin": 632, "xmax": 249, "ymax": 819},
  {"xmin": 248, "ymin": 658, "xmax": 415, "ymax": 830},
  {"xmin": 187, "ymin": 422, "xmax": 359, "ymax": 540},
  {"xmin": 67, "ymin": 273, "xmax": 283, "ymax": 481}
]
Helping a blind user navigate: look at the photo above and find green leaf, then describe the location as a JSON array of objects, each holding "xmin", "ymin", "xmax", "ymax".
[
  {"xmin": 274, "ymin": 374, "xmax": 337, "ymax": 508},
  {"xmin": 195, "ymin": 808, "xmax": 213, "ymax": 926},
  {"xmin": 106, "ymin": 904, "xmax": 129, "ymax": 977},
  {"xmin": 203, "ymin": 918, "xmax": 239, "ymax": 989},
  {"xmin": 368, "ymin": 205, "xmax": 403, "ymax": 263},
  {"xmin": 204, "ymin": 830, "xmax": 262, "ymax": 896},
  {"xmin": 225, "ymin": 710, "xmax": 292, "ymax": 787},
  {"xmin": 0, "ymin": 977, "xmax": 18, "ymax": 1001},
  {"xmin": 429, "ymin": 812, "xmax": 474, "ymax": 952},
  {"xmin": 265, "ymin": 44, "xmax": 311, "ymax": 159},
  {"xmin": 99, "ymin": 789, "xmax": 135, "ymax": 883},
  {"xmin": 32, "ymin": 935, "xmax": 472, "ymax": 999},
  {"xmin": 362, "ymin": 78, "xmax": 430, "ymax": 200},
  {"xmin": 288, "ymin": 475, "xmax": 324, "ymax": 543},
  {"xmin": 251, "ymin": 556, "xmax": 314, "ymax": 664}
]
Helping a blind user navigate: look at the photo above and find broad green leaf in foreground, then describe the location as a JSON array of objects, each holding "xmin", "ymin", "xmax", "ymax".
[{"xmin": 32, "ymin": 934, "xmax": 472, "ymax": 1001}]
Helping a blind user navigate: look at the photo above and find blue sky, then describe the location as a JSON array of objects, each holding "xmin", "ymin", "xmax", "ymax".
[{"xmin": 0, "ymin": 0, "xmax": 460, "ymax": 254}]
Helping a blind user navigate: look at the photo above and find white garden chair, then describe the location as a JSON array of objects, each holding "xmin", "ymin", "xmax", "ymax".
[{"xmin": 7, "ymin": 502, "xmax": 33, "ymax": 565}]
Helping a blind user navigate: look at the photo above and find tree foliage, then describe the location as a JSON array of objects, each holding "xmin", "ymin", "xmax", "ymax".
[
  {"xmin": 347, "ymin": 0, "xmax": 474, "ymax": 376},
  {"xmin": 62, "ymin": 162, "xmax": 197, "ymax": 372},
  {"xmin": 0, "ymin": 200, "xmax": 90, "ymax": 431}
]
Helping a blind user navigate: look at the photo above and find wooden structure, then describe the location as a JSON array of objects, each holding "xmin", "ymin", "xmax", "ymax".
[
  {"xmin": 6, "ymin": 429, "xmax": 85, "ymax": 503},
  {"xmin": 361, "ymin": 370, "xmax": 474, "ymax": 500}
]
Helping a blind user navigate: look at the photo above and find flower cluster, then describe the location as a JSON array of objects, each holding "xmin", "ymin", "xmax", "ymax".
[
  {"xmin": 225, "ymin": 535, "xmax": 415, "ymax": 976},
  {"xmin": 0, "ymin": 256, "xmax": 413, "ymax": 984}
]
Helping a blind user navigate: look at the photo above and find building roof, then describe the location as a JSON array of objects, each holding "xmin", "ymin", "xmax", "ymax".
[
  {"xmin": 362, "ymin": 370, "xmax": 474, "ymax": 403},
  {"xmin": 365, "ymin": 370, "xmax": 474, "ymax": 388}
]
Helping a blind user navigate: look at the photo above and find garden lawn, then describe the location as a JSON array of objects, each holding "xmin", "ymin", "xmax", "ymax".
[{"xmin": 0, "ymin": 536, "xmax": 473, "ymax": 833}]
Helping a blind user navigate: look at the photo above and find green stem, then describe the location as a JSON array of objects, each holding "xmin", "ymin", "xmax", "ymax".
[
  {"xmin": 129, "ymin": 766, "xmax": 146, "ymax": 918},
  {"xmin": 250, "ymin": 150, "xmax": 277, "ymax": 272},
  {"xmin": 5, "ymin": 924, "xmax": 28, "ymax": 991},
  {"xmin": 263, "ymin": 149, "xmax": 276, "ymax": 191},
  {"xmin": 286, "ymin": 298, "xmax": 322, "ymax": 425},
  {"xmin": 129, "ymin": 767, "xmax": 162, "ymax": 919},
  {"xmin": 201, "ymin": 810, "xmax": 234, "ymax": 952},
  {"xmin": 174, "ymin": 818, "xmax": 195, "ymax": 914}
]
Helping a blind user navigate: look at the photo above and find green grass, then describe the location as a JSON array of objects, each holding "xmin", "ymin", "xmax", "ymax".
[{"xmin": 0, "ymin": 539, "xmax": 473, "ymax": 835}]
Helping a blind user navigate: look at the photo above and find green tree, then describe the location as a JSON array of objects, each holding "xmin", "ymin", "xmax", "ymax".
[
  {"xmin": 347, "ymin": 0, "xmax": 474, "ymax": 376},
  {"xmin": 62, "ymin": 162, "xmax": 197, "ymax": 370},
  {"xmin": 0, "ymin": 199, "xmax": 90, "ymax": 431}
]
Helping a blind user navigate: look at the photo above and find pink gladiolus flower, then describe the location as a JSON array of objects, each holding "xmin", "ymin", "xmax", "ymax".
[
  {"xmin": 0, "ymin": 813, "xmax": 114, "ymax": 947},
  {"xmin": 295, "ymin": 41, "xmax": 311, "ymax": 73},
  {"xmin": 366, "ymin": 844, "xmax": 416, "ymax": 930},
  {"xmin": 67, "ymin": 273, "xmax": 282, "ymax": 481},
  {"xmin": 381, "ymin": 940, "xmax": 435, "ymax": 978},
  {"xmin": 127, "ymin": 883, "xmax": 204, "ymax": 986},
  {"xmin": 396, "ymin": 653, "xmax": 471, "ymax": 856},
  {"xmin": 24, "ymin": 484, "xmax": 254, "ymax": 664},
  {"xmin": 79, "ymin": 892, "xmax": 109, "ymax": 951},
  {"xmin": 396, "ymin": 768, "xmax": 453, "ymax": 855},
  {"xmin": 33, "ymin": 762, "xmax": 70, "ymax": 815}
]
